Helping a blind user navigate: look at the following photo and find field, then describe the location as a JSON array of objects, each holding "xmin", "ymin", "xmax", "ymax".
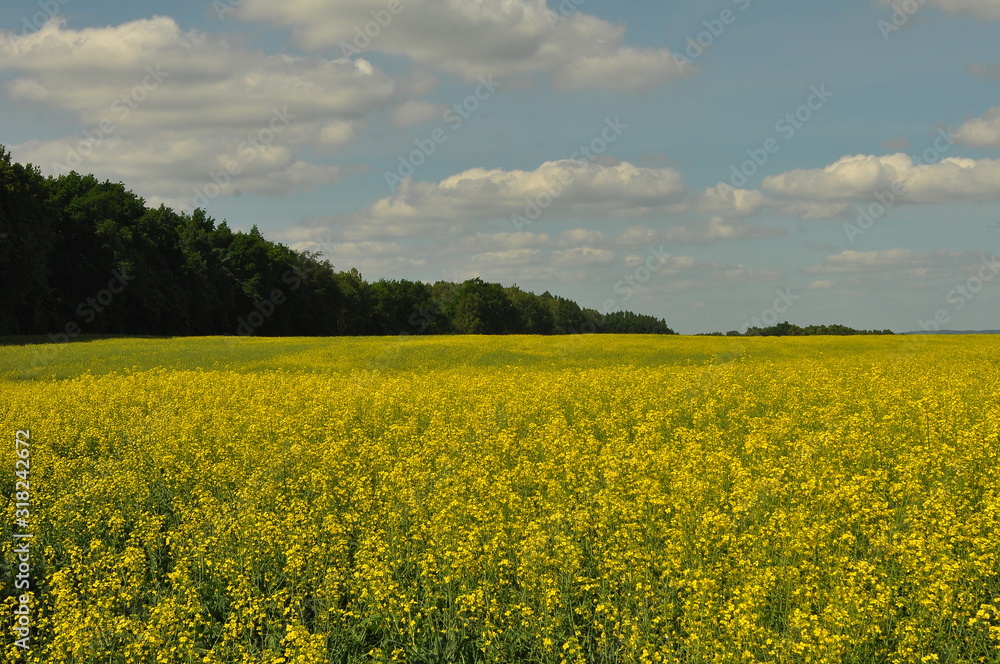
[{"xmin": 2, "ymin": 335, "xmax": 1000, "ymax": 663}]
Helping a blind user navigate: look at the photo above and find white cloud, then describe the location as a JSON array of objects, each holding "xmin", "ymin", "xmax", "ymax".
[
  {"xmin": 233, "ymin": 0, "xmax": 687, "ymax": 90},
  {"xmin": 319, "ymin": 121, "xmax": 361, "ymax": 150},
  {"xmin": 299, "ymin": 159, "xmax": 691, "ymax": 241},
  {"xmin": 0, "ymin": 18, "xmax": 397, "ymax": 128},
  {"xmin": 615, "ymin": 226, "xmax": 664, "ymax": 246},
  {"xmin": 468, "ymin": 248, "xmax": 543, "ymax": 267},
  {"xmin": 762, "ymin": 153, "xmax": 1000, "ymax": 215},
  {"xmin": 550, "ymin": 247, "xmax": 615, "ymax": 266},
  {"xmin": 956, "ymin": 107, "xmax": 1000, "ymax": 148},
  {"xmin": 624, "ymin": 254, "xmax": 698, "ymax": 273},
  {"xmin": 697, "ymin": 184, "xmax": 769, "ymax": 217},
  {"xmin": 558, "ymin": 229, "xmax": 606, "ymax": 248},
  {"xmin": 0, "ymin": 16, "xmax": 398, "ymax": 206}
]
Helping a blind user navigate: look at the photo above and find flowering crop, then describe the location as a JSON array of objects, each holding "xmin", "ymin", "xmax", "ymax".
[{"xmin": 2, "ymin": 335, "xmax": 999, "ymax": 663}]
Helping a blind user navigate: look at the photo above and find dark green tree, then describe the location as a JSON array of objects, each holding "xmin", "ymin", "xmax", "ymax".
[
  {"xmin": 0, "ymin": 149, "xmax": 54, "ymax": 335},
  {"xmin": 447, "ymin": 278, "xmax": 519, "ymax": 334}
]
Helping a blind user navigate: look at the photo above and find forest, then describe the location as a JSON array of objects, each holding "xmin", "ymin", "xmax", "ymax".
[{"xmin": 0, "ymin": 148, "xmax": 675, "ymax": 338}]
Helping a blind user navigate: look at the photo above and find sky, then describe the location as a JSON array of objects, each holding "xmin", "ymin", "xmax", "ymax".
[{"xmin": 2, "ymin": 1, "xmax": 999, "ymax": 334}]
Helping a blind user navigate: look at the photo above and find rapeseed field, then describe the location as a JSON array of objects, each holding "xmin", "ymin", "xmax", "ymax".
[{"xmin": 2, "ymin": 335, "xmax": 999, "ymax": 663}]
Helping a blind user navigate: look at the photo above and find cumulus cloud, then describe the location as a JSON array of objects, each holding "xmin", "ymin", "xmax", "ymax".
[
  {"xmin": 761, "ymin": 153, "xmax": 1000, "ymax": 216},
  {"xmin": 956, "ymin": 107, "xmax": 1000, "ymax": 148},
  {"xmin": 232, "ymin": 0, "xmax": 687, "ymax": 90},
  {"xmin": 318, "ymin": 121, "xmax": 361, "ymax": 151},
  {"xmin": 290, "ymin": 159, "xmax": 692, "ymax": 242},
  {"xmin": 696, "ymin": 184, "xmax": 769, "ymax": 217},
  {"xmin": 0, "ymin": 16, "xmax": 398, "ymax": 206}
]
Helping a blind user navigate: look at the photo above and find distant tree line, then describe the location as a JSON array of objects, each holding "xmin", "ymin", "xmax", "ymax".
[
  {"xmin": 699, "ymin": 322, "xmax": 896, "ymax": 337},
  {"xmin": 0, "ymin": 149, "xmax": 675, "ymax": 338}
]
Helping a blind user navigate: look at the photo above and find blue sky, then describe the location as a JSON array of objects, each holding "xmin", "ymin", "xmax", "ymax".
[{"xmin": 2, "ymin": 0, "xmax": 999, "ymax": 334}]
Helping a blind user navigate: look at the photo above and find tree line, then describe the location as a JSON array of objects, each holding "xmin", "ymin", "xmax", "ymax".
[
  {"xmin": 699, "ymin": 322, "xmax": 895, "ymax": 337},
  {"xmin": 0, "ymin": 148, "xmax": 675, "ymax": 338}
]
